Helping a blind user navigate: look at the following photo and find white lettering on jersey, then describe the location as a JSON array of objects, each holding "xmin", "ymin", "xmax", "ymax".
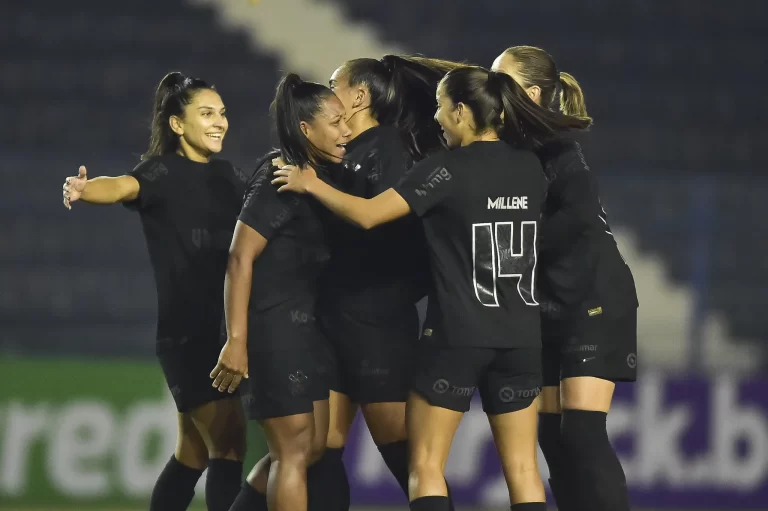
[{"xmin": 487, "ymin": 196, "xmax": 528, "ymax": 210}]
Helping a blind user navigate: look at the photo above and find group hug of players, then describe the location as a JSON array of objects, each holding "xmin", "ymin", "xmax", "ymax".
[{"xmin": 62, "ymin": 46, "xmax": 638, "ymax": 511}]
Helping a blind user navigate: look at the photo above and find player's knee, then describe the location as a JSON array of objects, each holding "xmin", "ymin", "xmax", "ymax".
[
  {"xmin": 269, "ymin": 419, "xmax": 314, "ymax": 464},
  {"xmin": 560, "ymin": 409, "xmax": 609, "ymax": 460}
]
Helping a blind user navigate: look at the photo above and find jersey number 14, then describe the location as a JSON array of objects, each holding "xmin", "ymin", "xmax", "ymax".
[{"xmin": 472, "ymin": 222, "xmax": 538, "ymax": 307}]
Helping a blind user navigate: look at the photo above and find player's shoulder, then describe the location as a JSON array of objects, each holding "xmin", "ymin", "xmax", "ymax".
[
  {"xmin": 129, "ymin": 154, "xmax": 175, "ymax": 181},
  {"xmin": 247, "ymin": 150, "xmax": 281, "ymax": 183},
  {"xmin": 242, "ymin": 150, "xmax": 282, "ymax": 206}
]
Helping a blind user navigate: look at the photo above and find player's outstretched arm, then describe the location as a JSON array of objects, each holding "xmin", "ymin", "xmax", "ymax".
[
  {"xmin": 62, "ymin": 165, "xmax": 140, "ymax": 209},
  {"xmin": 272, "ymin": 164, "xmax": 411, "ymax": 230}
]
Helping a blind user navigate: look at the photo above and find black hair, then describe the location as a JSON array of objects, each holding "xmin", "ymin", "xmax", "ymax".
[
  {"xmin": 440, "ymin": 66, "xmax": 591, "ymax": 149},
  {"xmin": 271, "ymin": 73, "xmax": 337, "ymax": 167},
  {"xmin": 143, "ymin": 71, "xmax": 216, "ymax": 160},
  {"xmin": 340, "ymin": 55, "xmax": 452, "ymax": 160}
]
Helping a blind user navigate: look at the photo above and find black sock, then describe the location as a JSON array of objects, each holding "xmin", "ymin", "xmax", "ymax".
[
  {"xmin": 510, "ymin": 503, "xmax": 547, "ymax": 511},
  {"xmin": 149, "ymin": 455, "xmax": 204, "ymax": 511},
  {"xmin": 229, "ymin": 482, "xmax": 268, "ymax": 511},
  {"xmin": 538, "ymin": 413, "xmax": 575, "ymax": 510},
  {"xmin": 205, "ymin": 459, "xmax": 243, "ymax": 511},
  {"xmin": 307, "ymin": 447, "xmax": 350, "ymax": 511},
  {"xmin": 561, "ymin": 409, "xmax": 630, "ymax": 511},
  {"xmin": 377, "ymin": 440, "xmax": 410, "ymax": 495},
  {"xmin": 410, "ymin": 496, "xmax": 451, "ymax": 511}
]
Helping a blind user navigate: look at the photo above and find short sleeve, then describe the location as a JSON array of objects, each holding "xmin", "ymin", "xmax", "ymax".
[
  {"xmin": 238, "ymin": 164, "xmax": 301, "ymax": 240},
  {"xmin": 393, "ymin": 153, "xmax": 454, "ymax": 216},
  {"xmin": 123, "ymin": 158, "xmax": 171, "ymax": 210}
]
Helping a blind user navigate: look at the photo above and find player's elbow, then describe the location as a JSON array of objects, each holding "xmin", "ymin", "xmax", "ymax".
[
  {"xmin": 227, "ymin": 248, "xmax": 253, "ymax": 272},
  {"xmin": 359, "ymin": 216, "xmax": 377, "ymax": 230}
]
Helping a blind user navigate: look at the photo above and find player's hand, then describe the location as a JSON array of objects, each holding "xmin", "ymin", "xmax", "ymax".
[
  {"xmin": 210, "ymin": 339, "xmax": 249, "ymax": 393},
  {"xmin": 63, "ymin": 166, "xmax": 88, "ymax": 210},
  {"xmin": 271, "ymin": 156, "xmax": 287, "ymax": 168},
  {"xmin": 272, "ymin": 164, "xmax": 317, "ymax": 194}
]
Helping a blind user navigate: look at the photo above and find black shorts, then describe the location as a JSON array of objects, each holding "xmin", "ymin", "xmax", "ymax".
[
  {"xmin": 240, "ymin": 305, "xmax": 331, "ymax": 420},
  {"xmin": 320, "ymin": 307, "xmax": 418, "ymax": 404},
  {"xmin": 412, "ymin": 344, "xmax": 542, "ymax": 415},
  {"xmin": 157, "ymin": 337, "xmax": 237, "ymax": 413},
  {"xmin": 541, "ymin": 308, "xmax": 638, "ymax": 387}
]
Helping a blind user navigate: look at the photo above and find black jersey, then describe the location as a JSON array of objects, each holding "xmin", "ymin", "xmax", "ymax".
[
  {"xmin": 536, "ymin": 138, "xmax": 638, "ymax": 320},
  {"xmin": 321, "ymin": 125, "xmax": 429, "ymax": 319},
  {"xmin": 124, "ymin": 153, "xmax": 250, "ymax": 345},
  {"xmin": 394, "ymin": 141, "xmax": 547, "ymax": 349},
  {"xmin": 238, "ymin": 152, "xmax": 331, "ymax": 318}
]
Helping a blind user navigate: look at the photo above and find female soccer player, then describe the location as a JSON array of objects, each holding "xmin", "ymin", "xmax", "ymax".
[
  {"xmin": 492, "ymin": 46, "xmax": 638, "ymax": 511},
  {"xmin": 212, "ymin": 73, "xmax": 351, "ymax": 511},
  {"xmin": 61, "ymin": 72, "xmax": 247, "ymax": 511},
  {"xmin": 273, "ymin": 66, "xmax": 591, "ymax": 511},
  {"xmin": 299, "ymin": 54, "xmax": 447, "ymax": 507}
]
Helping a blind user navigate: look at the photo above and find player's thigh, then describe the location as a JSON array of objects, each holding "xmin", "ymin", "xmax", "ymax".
[
  {"xmin": 327, "ymin": 390, "xmax": 358, "ymax": 449},
  {"xmin": 480, "ymin": 348, "xmax": 542, "ymax": 481},
  {"xmin": 362, "ymin": 401, "xmax": 407, "ymax": 445},
  {"xmin": 189, "ymin": 396, "xmax": 247, "ymax": 460}
]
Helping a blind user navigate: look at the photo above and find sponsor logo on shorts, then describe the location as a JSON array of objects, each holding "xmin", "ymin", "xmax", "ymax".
[
  {"xmin": 627, "ymin": 353, "xmax": 637, "ymax": 369},
  {"xmin": 241, "ymin": 392, "xmax": 255, "ymax": 405},
  {"xmin": 422, "ymin": 328, "xmax": 433, "ymax": 337},
  {"xmin": 290, "ymin": 310, "xmax": 312, "ymax": 324},
  {"xmin": 564, "ymin": 344, "xmax": 598, "ymax": 353},
  {"xmin": 432, "ymin": 379, "xmax": 450, "ymax": 393},
  {"xmin": 432, "ymin": 379, "xmax": 475, "ymax": 397},
  {"xmin": 498, "ymin": 386, "xmax": 541, "ymax": 404},
  {"xmin": 288, "ymin": 370, "xmax": 308, "ymax": 396},
  {"xmin": 588, "ymin": 306, "xmax": 603, "ymax": 316},
  {"xmin": 360, "ymin": 363, "xmax": 391, "ymax": 378}
]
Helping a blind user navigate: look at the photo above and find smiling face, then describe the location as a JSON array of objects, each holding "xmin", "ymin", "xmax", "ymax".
[
  {"xmin": 171, "ymin": 88, "xmax": 228, "ymax": 161},
  {"xmin": 301, "ymin": 94, "xmax": 352, "ymax": 163},
  {"xmin": 434, "ymin": 82, "xmax": 464, "ymax": 148}
]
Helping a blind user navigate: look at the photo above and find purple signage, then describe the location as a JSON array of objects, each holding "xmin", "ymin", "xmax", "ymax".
[{"xmin": 342, "ymin": 372, "xmax": 768, "ymax": 508}]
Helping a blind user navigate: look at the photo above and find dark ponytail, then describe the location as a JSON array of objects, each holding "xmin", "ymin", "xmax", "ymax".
[
  {"xmin": 341, "ymin": 55, "xmax": 451, "ymax": 160},
  {"xmin": 271, "ymin": 73, "xmax": 336, "ymax": 167},
  {"xmin": 441, "ymin": 67, "xmax": 591, "ymax": 149},
  {"xmin": 143, "ymin": 71, "xmax": 215, "ymax": 160}
]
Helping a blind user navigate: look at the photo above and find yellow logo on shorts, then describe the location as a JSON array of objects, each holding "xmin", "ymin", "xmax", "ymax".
[
  {"xmin": 587, "ymin": 307, "xmax": 603, "ymax": 317},
  {"xmin": 423, "ymin": 328, "xmax": 433, "ymax": 336}
]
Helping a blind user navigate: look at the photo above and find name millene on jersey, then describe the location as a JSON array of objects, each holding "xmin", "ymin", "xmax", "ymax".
[{"xmin": 487, "ymin": 196, "xmax": 528, "ymax": 210}]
